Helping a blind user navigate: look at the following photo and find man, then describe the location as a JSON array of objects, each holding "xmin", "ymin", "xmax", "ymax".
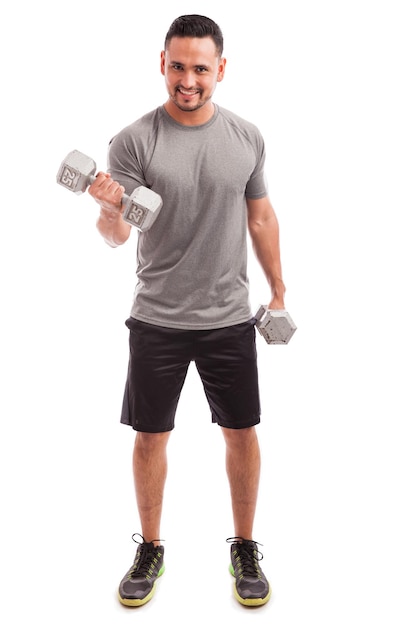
[{"xmin": 89, "ymin": 14, "xmax": 285, "ymax": 608}]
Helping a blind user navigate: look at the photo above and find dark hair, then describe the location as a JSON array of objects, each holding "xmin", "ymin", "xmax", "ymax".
[{"xmin": 164, "ymin": 14, "xmax": 223, "ymax": 56}]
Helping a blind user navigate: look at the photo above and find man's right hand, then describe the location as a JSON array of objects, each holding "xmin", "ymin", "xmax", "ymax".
[
  {"xmin": 88, "ymin": 172, "xmax": 126, "ymax": 215},
  {"xmin": 91, "ymin": 173, "xmax": 132, "ymax": 247}
]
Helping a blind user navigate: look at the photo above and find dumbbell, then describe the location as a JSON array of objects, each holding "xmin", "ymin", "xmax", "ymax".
[
  {"xmin": 56, "ymin": 150, "xmax": 163, "ymax": 231},
  {"xmin": 254, "ymin": 305, "xmax": 297, "ymax": 345}
]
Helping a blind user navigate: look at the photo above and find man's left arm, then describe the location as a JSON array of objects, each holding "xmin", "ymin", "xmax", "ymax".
[{"xmin": 247, "ymin": 196, "xmax": 286, "ymax": 310}]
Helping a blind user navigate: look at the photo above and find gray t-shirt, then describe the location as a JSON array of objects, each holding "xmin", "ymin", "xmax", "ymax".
[{"xmin": 108, "ymin": 104, "xmax": 267, "ymax": 330}]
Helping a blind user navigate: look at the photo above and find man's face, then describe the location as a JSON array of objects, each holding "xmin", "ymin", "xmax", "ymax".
[{"xmin": 161, "ymin": 36, "xmax": 226, "ymax": 119}]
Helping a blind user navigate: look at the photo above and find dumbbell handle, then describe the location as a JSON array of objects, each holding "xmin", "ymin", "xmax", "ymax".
[{"xmin": 84, "ymin": 174, "xmax": 132, "ymax": 207}]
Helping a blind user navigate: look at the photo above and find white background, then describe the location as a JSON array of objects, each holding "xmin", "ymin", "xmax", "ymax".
[{"xmin": 1, "ymin": 1, "xmax": 416, "ymax": 624}]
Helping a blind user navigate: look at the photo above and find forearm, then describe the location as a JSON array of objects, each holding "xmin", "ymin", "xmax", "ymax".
[
  {"xmin": 248, "ymin": 211, "xmax": 286, "ymax": 307},
  {"xmin": 96, "ymin": 206, "xmax": 131, "ymax": 248},
  {"xmin": 88, "ymin": 172, "xmax": 131, "ymax": 247}
]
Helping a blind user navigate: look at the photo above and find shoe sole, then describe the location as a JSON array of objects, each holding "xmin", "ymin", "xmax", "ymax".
[
  {"xmin": 229, "ymin": 564, "xmax": 272, "ymax": 607},
  {"xmin": 118, "ymin": 564, "xmax": 165, "ymax": 607}
]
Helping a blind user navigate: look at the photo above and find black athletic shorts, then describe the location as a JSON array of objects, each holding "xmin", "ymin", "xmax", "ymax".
[{"xmin": 120, "ymin": 317, "xmax": 261, "ymax": 433}]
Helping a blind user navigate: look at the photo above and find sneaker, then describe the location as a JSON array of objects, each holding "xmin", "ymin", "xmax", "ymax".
[
  {"xmin": 227, "ymin": 537, "xmax": 271, "ymax": 606},
  {"xmin": 118, "ymin": 534, "xmax": 165, "ymax": 607}
]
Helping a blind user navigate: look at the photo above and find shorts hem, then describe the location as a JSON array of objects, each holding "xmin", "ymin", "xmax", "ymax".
[
  {"xmin": 212, "ymin": 414, "xmax": 261, "ymax": 429},
  {"xmin": 121, "ymin": 419, "xmax": 175, "ymax": 434}
]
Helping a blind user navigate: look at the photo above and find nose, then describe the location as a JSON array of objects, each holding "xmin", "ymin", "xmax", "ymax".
[{"xmin": 181, "ymin": 70, "xmax": 195, "ymax": 88}]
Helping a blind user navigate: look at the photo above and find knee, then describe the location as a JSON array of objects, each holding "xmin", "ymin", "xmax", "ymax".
[
  {"xmin": 222, "ymin": 426, "xmax": 258, "ymax": 450},
  {"xmin": 134, "ymin": 431, "xmax": 170, "ymax": 455}
]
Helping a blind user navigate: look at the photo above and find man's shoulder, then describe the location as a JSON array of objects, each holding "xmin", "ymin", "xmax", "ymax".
[
  {"xmin": 217, "ymin": 105, "xmax": 262, "ymax": 138},
  {"xmin": 112, "ymin": 106, "xmax": 163, "ymax": 140}
]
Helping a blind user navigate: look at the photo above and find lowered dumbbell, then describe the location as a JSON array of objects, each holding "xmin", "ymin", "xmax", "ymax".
[
  {"xmin": 56, "ymin": 150, "xmax": 163, "ymax": 231},
  {"xmin": 254, "ymin": 305, "xmax": 297, "ymax": 345}
]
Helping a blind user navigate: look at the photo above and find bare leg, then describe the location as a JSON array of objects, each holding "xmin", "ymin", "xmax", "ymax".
[
  {"xmin": 133, "ymin": 431, "xmax": 171, "ymax": 545},
  {"xmin": 221, "ymin": 426, "xmax": 261, "ymax": 539}
]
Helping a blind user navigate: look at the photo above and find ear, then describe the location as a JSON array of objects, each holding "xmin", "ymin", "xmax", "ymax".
[
  {"xmin": 160, "ymin": 51, "xmax": 166, "ymax": 76},
  {"xmin": 217, "ymin": 57, "xmax": 227, "ymax": 82}
]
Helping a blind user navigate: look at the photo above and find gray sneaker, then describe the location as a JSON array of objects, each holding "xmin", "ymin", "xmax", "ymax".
[
  {"xmin": 118, "ymin": 534, "xmax": 165, "ymax": 607},
  {"xmin": 227, "ymin": 537, "xmax": 271, "ymax": 606}
]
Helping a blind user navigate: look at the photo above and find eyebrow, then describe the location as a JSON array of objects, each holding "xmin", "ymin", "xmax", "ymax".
[{"xmin": 169, "ymin": 61, "xmax": 210, "ymax": 70}]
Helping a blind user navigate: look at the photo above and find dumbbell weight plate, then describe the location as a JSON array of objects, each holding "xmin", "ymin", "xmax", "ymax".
[
  {"xmin": 254, "ymin": 305, "xmax": 297, "ymax": 345},
  {"xmin": 56, "ymin": 150, "xmax": 96, "ymax": 194}
]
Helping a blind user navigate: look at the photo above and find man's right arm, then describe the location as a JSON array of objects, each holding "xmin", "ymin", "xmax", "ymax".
[{"xmin": 88, "ymin": 172, "xmax": 132, "ymax": 248}]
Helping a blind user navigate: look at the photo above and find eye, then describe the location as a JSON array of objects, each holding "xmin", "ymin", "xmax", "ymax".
[
  {"xmin": 172, "ymin": 64, "xmax": 183, "ymax": 71},
  {"xmin": 196, "ymin": 66, "xmax": 208, "ymax": 73}
]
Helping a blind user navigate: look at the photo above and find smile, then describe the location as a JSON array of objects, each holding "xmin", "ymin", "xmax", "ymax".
[{"xmin": 177, "ymin": 87, "xmax": 200, "ymax": 96}]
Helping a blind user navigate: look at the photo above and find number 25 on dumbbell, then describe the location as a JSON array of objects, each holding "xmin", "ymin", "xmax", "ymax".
[
  {"xmin": 56, "ymin": 150, "xmax": 163, "ymax": 231},
  {"xmin": 254, "ymin": 306, "xmax": 297, "ymax": 345}
]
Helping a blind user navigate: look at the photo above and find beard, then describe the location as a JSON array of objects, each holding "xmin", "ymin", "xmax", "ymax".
[{"xmin": 169, "ymin": 86, "xmax": 211, "ymax": 112}]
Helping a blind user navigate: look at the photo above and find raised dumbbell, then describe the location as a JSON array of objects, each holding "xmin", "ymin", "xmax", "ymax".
[
  {"xmin": 254, "ymin": 305, "xmax": 297, "ymax": 345},
  {"xmin": 56, "ymin": 150, "xmax": 163, "ymax": 231}
]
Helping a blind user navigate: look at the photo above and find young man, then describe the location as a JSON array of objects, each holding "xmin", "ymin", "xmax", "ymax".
[{"xmin": 89, "ymin": 15, "xmax": 286, "ymax": 607}]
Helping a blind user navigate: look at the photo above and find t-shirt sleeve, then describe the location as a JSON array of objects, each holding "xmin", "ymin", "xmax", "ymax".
[
  {"xmin": 245, "ymin": 129, "xmax": 268, "ymax": 199},
  {"xmin": 107, "ymin": 129, "xmax": 147, "ymax": 197}
]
